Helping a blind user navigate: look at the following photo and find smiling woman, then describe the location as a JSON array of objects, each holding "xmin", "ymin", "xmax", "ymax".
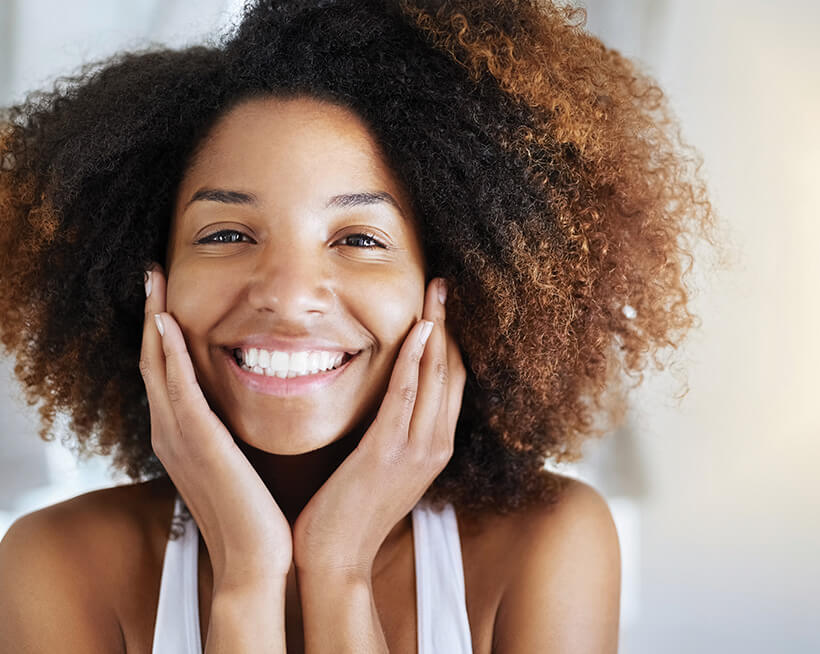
[{"xmin": 0, "ymin": 1, "xmax": 714, "ymax": 652}]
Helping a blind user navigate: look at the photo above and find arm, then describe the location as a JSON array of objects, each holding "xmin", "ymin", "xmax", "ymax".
[
  {"xmin": 205, "ymin": 576, "xmax": 288, "ymax": 654},
  {"xmin": 0, "ymin": 509, "xmax": 125, "ymax": 653},
  {"xmin": 297, "ymin": 567, "xmax": 388, "ymax": 653},
  {"xmin": 493, "ymin": 480, "xmax": 622, "ymax": 654}
]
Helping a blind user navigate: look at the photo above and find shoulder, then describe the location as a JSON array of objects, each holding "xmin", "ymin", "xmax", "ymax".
[
  {"xmin": 0, "ymin": 477, "xmax": 175, "ymax": 652},
  {"xmin": 491, "ymin": 476, "xmax": 621, "ymax": 653}
]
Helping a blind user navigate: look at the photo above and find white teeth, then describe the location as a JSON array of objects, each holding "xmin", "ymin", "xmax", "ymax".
[
  {"xmin": 235, "ymin": 347, "xmax": 352, "ymax": 378},
  {"xmin": 270, "ymin": 351, "xmax": 288, "ymax": 371},
  {"xmin": 290, "ymin": 351, "xmax": 308, "ymax": 374}
]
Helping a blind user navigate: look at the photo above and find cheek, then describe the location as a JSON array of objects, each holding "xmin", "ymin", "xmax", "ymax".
[
  {"xmin": 166, "ymin": 266, "xmax": 227, "ymax": 339},
  {"xmin": 359, "ymin": 276, "xmax": 425, "ymax": 354}
]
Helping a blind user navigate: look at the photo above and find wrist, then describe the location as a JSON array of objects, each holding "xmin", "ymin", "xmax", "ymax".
[
  {"xmin": 295, "ymin": 560, "xmax": 373, "ymax": 585},
  {"xmin": 296, "ymin": 565, "xmax": 374, "ymax": 602},
  {"xmin": 213, "ymin": 569, "xmax": 288, "ymax": 599}
]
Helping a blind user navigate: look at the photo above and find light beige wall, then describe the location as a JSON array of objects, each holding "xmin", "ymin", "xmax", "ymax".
[{"xmin": 580, "ymin": 1, "xmax": 820, "ymax": 651}]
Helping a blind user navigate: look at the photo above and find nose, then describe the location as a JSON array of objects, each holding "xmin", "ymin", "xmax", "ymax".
[{"xmin": 245, "ymin": 242, "xmax": 336, "ymax": 318}]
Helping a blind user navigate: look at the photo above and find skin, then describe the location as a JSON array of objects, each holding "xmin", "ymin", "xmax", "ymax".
[{"xmin": 0, "ymin": 95, "xmax": 621, "ymax": 654}]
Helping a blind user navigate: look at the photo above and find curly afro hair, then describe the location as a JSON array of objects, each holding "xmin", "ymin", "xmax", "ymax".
[{"xmin": 0, "ymin": 0, "xmax": 715, "ymax": 519}]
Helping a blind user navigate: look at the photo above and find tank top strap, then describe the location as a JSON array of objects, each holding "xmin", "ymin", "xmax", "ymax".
[
  {"xmin": 152, "ymin": 494, "xmax": 202, "ymax": 654},
  {"xmin": 411, "ymin": 500, "xmax": 473, "ymax": 653}
]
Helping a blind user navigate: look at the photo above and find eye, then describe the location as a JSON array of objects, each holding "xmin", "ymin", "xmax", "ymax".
[
  {"xmin": 338, "ymin": 232, "xmax": 387, "ymax": 249},
  {"xmin": 196, "ymin": 229, "xmax": 252, "ymax": 244}
]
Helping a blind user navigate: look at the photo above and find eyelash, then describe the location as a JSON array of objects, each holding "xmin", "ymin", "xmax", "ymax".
[{"xmin": 196, "ymin": 230, "xmax": 387, "ymax": 249}]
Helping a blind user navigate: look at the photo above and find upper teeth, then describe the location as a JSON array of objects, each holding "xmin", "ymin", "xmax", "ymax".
[{"xmin": 236, "ymin": 348, "xmax": 347, "ymax": 378}]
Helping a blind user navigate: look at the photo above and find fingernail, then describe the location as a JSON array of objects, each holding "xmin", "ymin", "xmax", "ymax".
[
  {"xmin": 144, "ymin": 270, "xmax": 152, "ymax": 298},
  {"xmin": 437, "ymin": 279, "xmax": 448, "ymax": 305},
  {"xmin": 153, "ymin": 313, "xmax": 165, "ymax": 337},
  {"xmin": 419, "ymin": 320, "xmax": 433, "ymax": 346},
  {"xmin": 419, "ymin": 320, "xmax": 433, "ymax": 345}
]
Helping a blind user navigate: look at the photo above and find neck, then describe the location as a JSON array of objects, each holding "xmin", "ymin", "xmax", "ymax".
[
  {"xmin": 232, "ymin": 420, "xmax": 414, "ymax": 577},
  {"xmin": 235, "ymin": 427, "xmax": 364, "ymax": 526},
  {"xmin": 232, "ymin": 424, "xmax": 414, "ymax": 578}
]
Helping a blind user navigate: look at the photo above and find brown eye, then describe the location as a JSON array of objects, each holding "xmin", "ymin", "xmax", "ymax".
[
  {"xmin": 196, "ymin": 229, "xmax": 252, "ymax": 244},
  {"xmin": 338, "ymin": 232, "xmax": 386, "ymax": 248}
]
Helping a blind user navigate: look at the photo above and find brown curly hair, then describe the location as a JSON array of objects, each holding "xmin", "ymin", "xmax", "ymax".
[{"xmin": 0, "ymin": 0, "xmax": 715, "ymax": 519}]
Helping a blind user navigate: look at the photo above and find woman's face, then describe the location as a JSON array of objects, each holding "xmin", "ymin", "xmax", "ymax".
[{"xmin": 165, "ymin": 95, "xmax": 426, "ymax": 454}]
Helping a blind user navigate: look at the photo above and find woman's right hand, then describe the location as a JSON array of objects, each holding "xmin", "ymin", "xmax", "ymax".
[{"xmin": 139, "ymin": 263, "xmax": 293, "ymax": 589}]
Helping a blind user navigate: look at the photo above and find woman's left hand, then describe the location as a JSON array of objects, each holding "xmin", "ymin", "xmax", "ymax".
[{"xmin": 292, "ymin": 277, "xmax": 466, "ymax": 577}]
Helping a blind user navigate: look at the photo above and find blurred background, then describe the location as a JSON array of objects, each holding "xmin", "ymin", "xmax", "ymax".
[{"xmin": 0, "ymin": 1, "xmax": 818, "ymax": 652}]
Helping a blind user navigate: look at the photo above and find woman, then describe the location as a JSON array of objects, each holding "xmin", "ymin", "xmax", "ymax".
[{"xmin": 0, "ymin": 1, "xmax": 713, "ymax": 652}]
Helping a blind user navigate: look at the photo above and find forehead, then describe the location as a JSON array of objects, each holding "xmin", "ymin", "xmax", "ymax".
[{"xmin": 176, "ymin": 95, "xmax": 408, "ymax": 208}]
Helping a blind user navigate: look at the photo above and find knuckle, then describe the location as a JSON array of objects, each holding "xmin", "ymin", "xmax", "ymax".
[
  {"xmin": 408, "ymin": 348, "xmax": 423, "ymax": 366},
  {"xmin": 399, "ymin": 385, "xmax": 417, "ymax": 405},
  {"xmin": 434, "ymin": 360, "xmax": 448, "ymax": 385},
  {"xmin": 165, "ymin": 377, "xmax": 186, "ymax": 404},
  {"xmin": 152, "ymin": 424, "xmax": 189, "ymax": 465},
  {"xmin": 431, "ymin": 428, "xmax": 454, "ymax": 461},
  {"xmin": 150, "ymin": 430, "xmax": 170, "ymax": 460},
  {"xmin": 408, "ymin": 443, "xmax": 428, "ymax": 467},
  {"xmin": 435, "ymin": 442, "xmax": 454, "ymax": 466},
  {"xmin": 138, "ymin": 359, "xmax": 152, "ymax": 381}
]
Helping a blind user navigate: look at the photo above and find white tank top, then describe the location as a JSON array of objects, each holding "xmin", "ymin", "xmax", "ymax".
[{"xmin": 151, "ymin": 495, "xmax": 473, "ymax": 653}]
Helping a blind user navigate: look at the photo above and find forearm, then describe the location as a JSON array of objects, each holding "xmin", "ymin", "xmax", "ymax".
[
  {"xmin": 298, "ymin": 569, "xmax": 389, "ymax": 653},
  {"xmin": 205, "ymin": 578, "xmax": 288, "ymax": 654}
]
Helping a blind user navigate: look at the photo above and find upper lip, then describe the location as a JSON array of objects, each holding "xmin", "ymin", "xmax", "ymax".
[{"xmin": 228, "ymin": 335, "xmax": 360, "ymax": 354}]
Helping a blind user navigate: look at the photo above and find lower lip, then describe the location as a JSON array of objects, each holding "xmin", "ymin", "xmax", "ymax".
[{"xmin": 224, "ymin": 349, "xmax": 359, "ymax": 397}]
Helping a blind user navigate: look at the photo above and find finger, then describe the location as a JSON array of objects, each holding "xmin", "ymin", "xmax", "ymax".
[
  {"xmin": 409, "ymin": 278, "xmax": 449, "ymax": 452},
  {"xmin": 373, "ymin": 315, "xmax": 434, "ymax": 451},
  {"xmin": 154, "ymin": 309, "xmax": 229, "ymax": 458},
  {"xmin": 439, "ymin": 321, "xmax": 466, "ymax": 453},
  {"xmin": 138, "ymin": 264, "xmax": 178, "ymax": 439}
]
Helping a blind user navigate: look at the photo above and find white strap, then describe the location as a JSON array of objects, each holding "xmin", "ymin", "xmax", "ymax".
[
  {"xmin": 152, "ymin": 495, "xmax": 202, "ymax": 654},
  {"xmin": 413, "ymin": 501, "xmax": 473, "ymax": 653}
]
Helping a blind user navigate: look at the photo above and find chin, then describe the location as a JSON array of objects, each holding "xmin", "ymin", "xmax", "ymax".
[
  {"xmin": 229, "ymin": 419, "xmax": 349, "ymax": 456},
  {"xmin": 233, "ymin": 432, "xmax": 333, "ymax": 456}
]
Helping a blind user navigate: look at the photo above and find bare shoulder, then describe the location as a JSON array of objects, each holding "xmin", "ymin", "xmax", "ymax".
[
  {"xmin": 489, "ymin": 475, "xmax": 621, "ymax": 654},
  {"xmin": 0, "ymin": 477, "xmax": 175, "ymax": 653}
]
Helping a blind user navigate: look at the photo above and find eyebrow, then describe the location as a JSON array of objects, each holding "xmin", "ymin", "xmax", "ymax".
[
  {"xmin": 186, "ymin": 187, "xmax": 405, "ymax": 220},
  {"xmin": 325, "ymin": 191, "xmax": 402, "ymax": 216},
  {"xmin": 186, "ymin": 188, "xmax": 258, "ymax": 207}
]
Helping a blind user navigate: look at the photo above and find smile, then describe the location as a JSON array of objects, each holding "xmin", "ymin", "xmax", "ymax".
[
  {"xmin": 224, "ymin": 347, "xmax": 360, "ymax": 397},
  {"xmin": 232, "ymin": 347, "xmax": 353, "ymax": 377}
]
